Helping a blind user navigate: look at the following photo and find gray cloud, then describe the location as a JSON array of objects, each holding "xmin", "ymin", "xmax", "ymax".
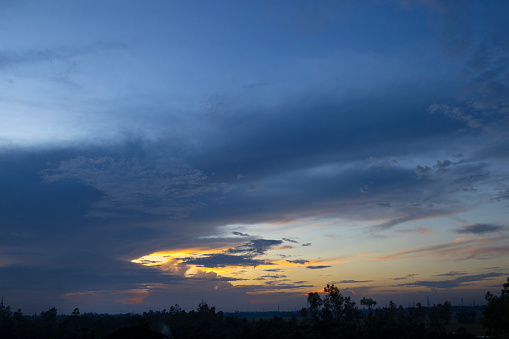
[
  {"xmin": 455, "ymin": 224, "xmax": 506, "ymax": 234},
  {"xmin": 286, "ymin": 259, "xmax": 309, "ymax": 265},
  {"xmin": 395, "ymin": 272, "xmax": 506, "ymax": 289},
  {"xmin": 42, "ymin": 156, "xmax": 230, "ymax": 218},
  {"xmin": 260, "ymin": 274, "xmax": 287, "ymax": 279},
  {"xmin": 226, "ymin": 239, "xmax": 283, "ymax": 255},
  {"xmin": 232, "ymin": 232, "xmax": 250, "ymax": 237},
  {"xmin": 177, "ymin": 238, "xmax": 291, "ymax": 269},
  {"xmin": 433, "ymin": 271, "xmax": 466, "ymax": 277},
  {"xmin": 182, "ymin": 254, "xmax": 272, "ymax": 268},
  {"xmin": 392, "ymin": 274, "xmax": 418, "ymax": 281},
  {"xmin": 306, "ymin": 265, "xmax": 332, "ymax": 270}
]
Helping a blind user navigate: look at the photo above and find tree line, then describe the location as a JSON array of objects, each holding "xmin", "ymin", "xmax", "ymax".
[{"xmin": 0, "ymin": 277, "xmax": 507, "ymax": 338}]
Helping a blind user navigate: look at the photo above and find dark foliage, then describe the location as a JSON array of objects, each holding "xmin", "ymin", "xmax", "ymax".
[
  {"xmin": 455, "ymin": 311, "xmax": 476, "ymax": 324},
  {"xmin": 1, "ymin": 279, "xmax": 507, "ymax": 338},
  {"xmin": 481, "ymin": 277, "xmax": 509, "ymax": 338}
]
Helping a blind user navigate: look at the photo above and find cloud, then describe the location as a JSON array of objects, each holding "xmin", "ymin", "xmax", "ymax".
[
  {"xmin": 282, "ymin": 238, "xmax": 299, "ymax": 243},
  {"xmin": 433, "ymin": 271, "xmax": 466, "ymax": 277},
  {"xmin": 264, "ymin": 269, "xmax": 285, "ymax": 272},
  {"xmin": 414, "ymin": 165, "xmax": 432, "ymax": 179},
  {"xmin": 336, "ymin": 280, "xmax": 372, "ymax": 284},
  {"xmin": 369, "ymin": 236, "xmax": 509, "ymax": 261},
  {"xmin": 306, "ymin": 265, "xmax": 332, "ymax": 270},
  {"xmin": 286, "ymin": 259, "xmax": 309, "ymax": 265},
  {"xmin": 42, "ymin": 156, "xmax": 224, "ymax": 218},
  {"xmin": 455, "ymin": 224, "xmax": 506, "ymax": 234},
  {"xmin": 396, "ymin": 272, "xmax": 506, "ymax": 289},
  {"xmin": 259, "ymin": 274, "xmax": 287, "ymax": 279},
  {"xmin": 234, "ymin": 282, "xmax": 314, "ymax": 293},
  {"xmin": 397, "ymin": 227, "xmax": 433, "ymax": 234},
  {"xmin": 232, "ymin": 232, "xmax": 250, "ymax": 237},
  {"xmin": 414, "ymin": 158, "xmax": 468, "ymax": 180},
  {"xmin": 393, "ymin": 274, "xmax": 418, "ymax": 281},
  {"xmin": 164, "ymin": 238, "xmax": 293, "ymax": 270},
  {"xmin": 370, "ymin": 208, "xmax": 454, "ymax": 231},
  {"xmin": 181, "ymin": 254, "xmax": 272, "ymax": 268},
  {"xmin": 226, "ymin": 239, "xmax": 283, "ymax": 255},
  {"xmin": 428, "ymin": 104, "xmax": 482, "ymax": 128},
  {"xmin": 302, "ymin": 243, "xmax": 312, "ymax": 247}
]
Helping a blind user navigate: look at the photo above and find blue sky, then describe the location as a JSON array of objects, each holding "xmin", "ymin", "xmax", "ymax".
[{"xmin": 0, "ymin": 0, "xmax": 508, "ymax": 314}]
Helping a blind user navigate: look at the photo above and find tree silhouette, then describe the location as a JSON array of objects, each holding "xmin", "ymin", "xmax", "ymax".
[
  {"xmin": 360, "ymin": 297, "xmax": 376, "ymax": 310},
  {"xmin": 481, "ymin": 277, "xmax": 509, "ymax": 338},
  {"xmin": 71, "ymin": 307, "xmax": 80, "ymax": 317},
  {"xmin": 306, "ymin": 292, "xmax": 322, "ymax": 320}
]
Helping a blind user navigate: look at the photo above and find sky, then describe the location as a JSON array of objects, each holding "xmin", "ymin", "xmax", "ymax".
[{"xmin": 0, "ymin": 0, "xmax": 508, "ymax": 314}]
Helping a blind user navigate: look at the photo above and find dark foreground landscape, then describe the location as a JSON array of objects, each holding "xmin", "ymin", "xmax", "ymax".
[{"xmin": 1, "ymin": 279, "xmax": 508, "ymax": 339}]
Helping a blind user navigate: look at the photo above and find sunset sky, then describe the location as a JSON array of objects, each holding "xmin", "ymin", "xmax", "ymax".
[{"xmin": 1, "ymin": 0, "xmax": 508, "ymax": 314}]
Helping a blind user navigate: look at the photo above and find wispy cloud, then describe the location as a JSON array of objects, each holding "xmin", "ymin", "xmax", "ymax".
[
  {"xmin": 367, "ymin": 236, "xmax": 509, "ymax": 261},
  {"xmin": 433, "ymin": 271, "xmax": 466, "ymax": 277},
  {"xmin": 392, "ymin": 274, "xmax": 418, "ymax": 281},
  {"xmin": 395, "ymin": 272, "xmax": 505, "ymax": 289},
  {"xmin": 306, "ymin": 265, "xmax": 332, "ymax": 270},
  {"xmin": 454, "ymin": 224, "xmax": 506, "ymax": 234},
  {"xmin": 397, "ymin": 227, "xmax": 433, "ymax": 234}
]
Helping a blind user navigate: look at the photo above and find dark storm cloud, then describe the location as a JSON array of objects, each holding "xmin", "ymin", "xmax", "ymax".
[
  {"xmin": 42, "ymin": 155, "xmax": 224, "ymax": 218},
  {"xmin": 395, "ymin": 272, "xmax": 506, "ymax": 289},
  {"xmin": 306, "ymin": 265, "xmax": 332, "ymax": 270},
  {"xmin": 13, "ymin": 78, "xmax": 498, "ymax": 239},
  {"xmin": 0, "ymin": 150, "xmax": 103, "ymax": 249},
  {"xmin": 454, "ymin": 224, "xmax": 506, "ymax": 234},
  {"xmin": 189, "ymin": 88, "xmax": 465, "ymax": 183}
]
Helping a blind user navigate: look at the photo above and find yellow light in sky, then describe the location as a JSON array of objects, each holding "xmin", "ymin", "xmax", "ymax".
[{"xmin": 130, "ymin": 245, "xmax": 319, "ymax": 294}]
